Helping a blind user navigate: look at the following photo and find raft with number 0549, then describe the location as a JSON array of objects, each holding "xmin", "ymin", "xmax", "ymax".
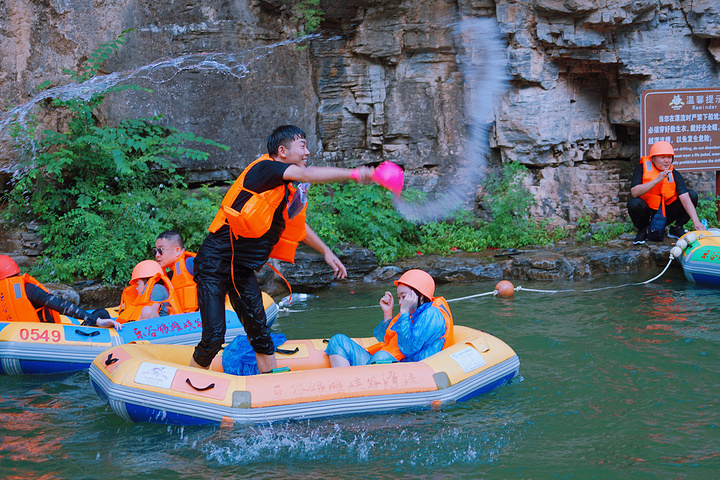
[
  {"xmin": 671, "ymin": 229, "xmax": 720, "ymax": 287},
  {"xmin": 0, "ymin": 293, "xmax": 278, "ymax": 375},
  {"xmin": 88, "ymin": 325, "xmax": 519, "ymax": 426}
]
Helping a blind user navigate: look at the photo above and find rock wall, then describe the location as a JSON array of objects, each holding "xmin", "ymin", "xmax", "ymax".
[{"xmin": 1, "ymin": 0, "xmax": 719, "ymax": 230}]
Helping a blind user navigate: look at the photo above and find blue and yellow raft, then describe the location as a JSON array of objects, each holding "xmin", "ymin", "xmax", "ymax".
[
  {"xmin": 0, "ymin": 293, "xmax": 277, "ymax": 375},
  {"xmin": 671, "ymin": 229, "xmax": 720, "ymax": 286},
  {"xmin": 89, "ymin": 325, "xmax": 519, "ymax": 426}
]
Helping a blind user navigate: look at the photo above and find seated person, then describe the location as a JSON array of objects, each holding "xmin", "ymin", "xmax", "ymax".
[
  {"xmin": 628, "ymin": 141, "xmax": 706, "ymax": 245},
  {"xmin": 0, "ymin": 255, "xmax": 121, "ymax": 329},
  {"xmin": 326, "ymin": 269, "xmax": 453, "ymax": 367},
  {"xmin": 154, "ymin": 230, "xmax": 197, "ymax": 312},
  {"xmin": 117, "ymin": 260, "xmax": 180, "ymax": 322}
]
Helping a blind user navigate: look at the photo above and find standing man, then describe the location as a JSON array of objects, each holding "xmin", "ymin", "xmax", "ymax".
[
  {"xmin": 628, "ymin": 140, "xmax": 706, "ymax": 245},
  {"xmin": 190, "ymin": 125, "xmax": 373, "ymax": 372}
]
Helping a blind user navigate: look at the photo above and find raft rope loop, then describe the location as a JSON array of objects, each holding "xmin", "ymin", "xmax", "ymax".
[
  {"xmin": 447, "ymin": 253, "xmax": 677, "ymax": 302},
  {"xmin": 280, "ymin": 253, "xmax": 675, "ymax": 312},
  {"xmin": 278, "ymin": 253, "xmax": 677, "ymax": 311}
]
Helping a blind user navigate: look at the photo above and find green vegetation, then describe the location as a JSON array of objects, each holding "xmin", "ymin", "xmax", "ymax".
[
  {"xmin": 307, "ymin": 162, "xmax": 567, "ymax": 264},
  {"xmin": 575, "ymin": 214, "xmax": 633, "ymax": 244},
  {"xmin": 4, "ymin": 31, "xmax": 228, "ymax": 285},
  {"xmin": 291, "ymin": 0, "xmax": 325, "ymax": 36},
  {"xmin": 692, "ymin": 192, "xmax": 719, "ymax": 229},
  {"xmin": 63, "ymin": 29, "xmax": 133, "ymax": 83}
]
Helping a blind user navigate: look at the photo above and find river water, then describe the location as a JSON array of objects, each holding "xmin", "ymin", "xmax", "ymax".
[{"xmin": 1, "ymin": 269, "xmax": 718, "ymax": 479}]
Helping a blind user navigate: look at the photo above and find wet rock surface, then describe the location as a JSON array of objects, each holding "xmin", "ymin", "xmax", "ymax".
[
  {"xmin": 2, "ymin": 1, "xmax": 719, "ymax": 225},
  {"xmin": 253, "ymin": 237, "xmax": 677, "ymax": 297},
  {"xmin": 43, "ymin": 237, "xmax": 677, "ymax": 307}
]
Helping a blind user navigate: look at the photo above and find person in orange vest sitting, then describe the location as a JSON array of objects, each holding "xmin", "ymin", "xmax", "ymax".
[
  {"xmin": 154, "ymin": 230, "xmax": 197, "ymax": 313},
  {"xmin": 628, "ymin": 140, "xmax": 706, "ymax": 245},
  {"xmin": 117, "ymin": 260, "xmax": 180, "ymax": 323},
  {"xmin": 325, "ymin": 269, "xmax": 454, "ymax": 367},
  {"xmin": 0, "ymin": 255, "xmax": 121, "ymax": 329}
]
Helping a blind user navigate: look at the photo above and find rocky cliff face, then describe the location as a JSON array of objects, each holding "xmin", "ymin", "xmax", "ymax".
[{"xmin": 1, "ymin": 0, "xmax": 719, "ymax": 229}]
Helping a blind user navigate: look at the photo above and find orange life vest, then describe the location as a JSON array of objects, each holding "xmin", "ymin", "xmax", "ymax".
[
  {"xmin": 367, "ymin": 297, "xmax": 454, "ymax": 361},
  {"xmin": 640, "ymin": 156, "xmax": 678, "ymax": 215},
  {"xmin": 207, "ymin": 154, "xmax": 307, "ymax": 263},
  {"xmin": 0, "ymin": 274, "xmax": 61, "ymax": 323},
  {"xmin": 167, "ymin": 251, "xmax": 197, "ymax": 313},
  {"xmin": 117, "ymin": 272, "xmax": 181, "ymax": 323}
]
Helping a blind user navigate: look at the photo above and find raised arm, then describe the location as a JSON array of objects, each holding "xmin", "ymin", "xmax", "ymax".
[{"xmin": 284, "ymin": 165, "xmax": 373, "ymax": 184}]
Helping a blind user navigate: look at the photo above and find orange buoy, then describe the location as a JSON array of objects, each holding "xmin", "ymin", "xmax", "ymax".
[{"xmin": 495, "ymin": 280, "xmax": 515, "ymax": 298}]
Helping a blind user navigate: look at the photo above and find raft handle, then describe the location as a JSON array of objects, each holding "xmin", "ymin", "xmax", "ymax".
[
  {"xmin": 105, "ymin": 353, "xmax": 118, "ymax": 366},
  {"xmin": 75, "ymin": 329, "xmax": 100, "ymax": 337},
  {"xmin": 186, "ymin": 378, "xmax": 215, "ymax": 391},
  {"xmin": 275, "ymin": 347, "xmax": 299, "ymax": 355}
]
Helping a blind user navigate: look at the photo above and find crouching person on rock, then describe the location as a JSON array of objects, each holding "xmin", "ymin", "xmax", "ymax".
[{"xmin": 628, "ymin": 141, "xmax": 705, "ymax": 245}]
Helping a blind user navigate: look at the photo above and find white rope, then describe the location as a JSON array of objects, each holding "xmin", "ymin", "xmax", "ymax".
[
  {"xmin": 446, "ymin": 291, "xmax": 498, "ymax": 303},
  {"xmin": 452, "ymin": 254, "xmax": 677, "ymax": 299},
  {"xmin": 279, "ymin": 255, "xmax": 677, "ymax": 310}
]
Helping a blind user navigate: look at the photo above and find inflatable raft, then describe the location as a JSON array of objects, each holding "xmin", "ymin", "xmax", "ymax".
[
  {"xmin": 671, "ymin": 229, "xmax": 720, "ymax": 286},
  {"xmin": 89, "ymin": 325, "xmax": 519, "ymax": 426},
  {"xmin": 0, "ymin": 293, "xmax": 278, "ymax": 375}
]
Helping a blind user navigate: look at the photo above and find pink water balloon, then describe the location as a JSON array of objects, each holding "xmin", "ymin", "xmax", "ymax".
[{"xmin": 351, "ymin": 161, "xmax": 404, "ymax": 195}]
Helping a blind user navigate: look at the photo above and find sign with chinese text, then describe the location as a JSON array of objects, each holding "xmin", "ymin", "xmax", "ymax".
[{"xmin": 641, "ymin": 88, "xmax": 720, "ymax": 172}]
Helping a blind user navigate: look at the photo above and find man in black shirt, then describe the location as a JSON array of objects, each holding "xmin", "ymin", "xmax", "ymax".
[{"xmin": 191, "ymin": 125, "xmax": 373, "ymax": 373}]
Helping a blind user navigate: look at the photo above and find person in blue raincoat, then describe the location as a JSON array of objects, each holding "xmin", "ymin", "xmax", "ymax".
[{"xmin": 326, "ymin": 269, "xmax": 454, "ymax": 367}]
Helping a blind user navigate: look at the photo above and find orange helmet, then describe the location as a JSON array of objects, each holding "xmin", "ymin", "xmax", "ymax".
[
  {"xmin": 0, "ymin": 255, "xmax": 20, "ymax": 280},
  {"xmin": 649, "ymin": 141, "xmax": 674, "ymax": 158},
  {"xmin": 130, "ymin": 260, "xmax": 162, "ymax": 283},
  {"xmin": 395, "ymin": 269, "xmax": 435, "ymax": 299}
]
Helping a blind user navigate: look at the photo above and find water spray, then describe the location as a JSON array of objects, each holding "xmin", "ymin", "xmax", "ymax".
[
  {"xmin": 395, "ymin": 18, "xmax": 509, "ymax": 223},
  {"xmin": 0, "ymin": 34, "xmax": 323, "ymax": 167}
]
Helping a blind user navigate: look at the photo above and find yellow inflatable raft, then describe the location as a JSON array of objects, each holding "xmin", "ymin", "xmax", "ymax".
[
  {"xmin": 0, "ymin": 293, "xmax": 277, "ymax": 375},
  {"xmin": 89, "ymin": 325, "xmax": 519, "ymax": 425}
]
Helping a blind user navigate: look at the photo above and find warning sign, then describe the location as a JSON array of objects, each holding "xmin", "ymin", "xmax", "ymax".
[{"xmin": 641, "ymin": 88, "xmax": 720, "ymax": 172}]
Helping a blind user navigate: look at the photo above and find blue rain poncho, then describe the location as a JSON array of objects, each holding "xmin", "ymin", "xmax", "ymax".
[
  {"xmin": 326, "ymin": 301, "xmax": 447, "ymax": 365},
  {"xmin": 222, "ymin": 332, "xmax": 287, "ymax": 376}
]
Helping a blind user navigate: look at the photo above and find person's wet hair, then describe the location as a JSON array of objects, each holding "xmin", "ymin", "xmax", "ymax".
[{"xmin": 267, "ymin": 125, "xmax": 306, "ymax": 156}]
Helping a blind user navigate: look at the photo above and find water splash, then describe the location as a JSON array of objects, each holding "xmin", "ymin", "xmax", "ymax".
[
  {"xmin": 0, "ymin": 20, "xmax": 505, "ymax": 224},
  {"xmin": 395, "ymin": 18, "xmax": 508, "ymax": 223},
  {"xmin": 200, "ymin": 406, "xmax": 526, "ymax": 471},
  {"xmin": 0, "ymin": 34, "xmax": 321, "ymax": 163}
]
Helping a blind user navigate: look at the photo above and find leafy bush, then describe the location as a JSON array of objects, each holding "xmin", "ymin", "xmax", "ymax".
[
  {"xmin": 481, "ymin": 162, "xmax": 565, "ymax": 247},
  {"xmin": 291, "ymin": 0, "xmax": 325, "ymax": 36},
  {"xmin": 691, "ymin": 192, "xmax": 719, "ymax": 229},
  {"xmin": 28, "ymin": 186, "xmax": 224, "ymax": 284},
  {"xmin": 4, "ymin": 31, "xmax": 228, "ymax": 284},
  {"xmin": 575, "ymin": 214, "xmax": 633, "ymax": 244},
  {"xmin": 306, "ymin": 161, "xmax": 567, "ymax": 263},
  {"xmin": 307, "ymin": 183, "xmax": 419, "ymax": 263}
]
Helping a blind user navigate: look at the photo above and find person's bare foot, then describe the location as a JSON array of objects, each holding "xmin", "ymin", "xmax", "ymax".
[{"xmin": 189, "ymin": 356, "xmax": 209, "ymax": 370}]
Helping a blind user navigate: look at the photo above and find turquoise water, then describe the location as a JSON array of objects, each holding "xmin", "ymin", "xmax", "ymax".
[{"xmin": 2, "ymin": 269, "xmax": 719, "ymax": 479}]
